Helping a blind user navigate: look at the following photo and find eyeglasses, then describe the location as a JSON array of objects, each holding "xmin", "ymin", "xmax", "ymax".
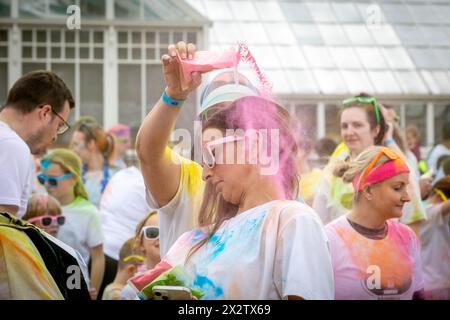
[
  {"xmin": 37, "ymin": 172, "xmax": 73, "ymax": 187},
  {"xmin": 202, "ymin": 135, "xmax": 245, "ymax": 169},
  {"xmin": 40, "ymin": 105, "xmax": 71, "ymax": 135},
  {"xmin": 142, "ymin": 226, "xmax": 159, "ymax": 240},
  {"xmin": 28, "ymin": 215, "xmax": 66, "ymax": 227},
  {"xmin": 342, "ymin": 96, "xmax": 381, "ymax": 124}
]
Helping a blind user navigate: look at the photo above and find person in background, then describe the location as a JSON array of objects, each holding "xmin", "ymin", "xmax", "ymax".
[
  {"xmin": 419, "ymin": 176, "xmax": 450, "ymax": 300},
  {"xmin": 428, "ymin": 124, "xmax": 450, "ymax": 184},
  {"xmin": 40, "ymin": 148, "xmax": 105, "ymax": 300},
  {"xmin": 297, "ymin": 136, "xmax": 322, "ymax": 206},
  {"xmin": 108, "ymin": 123, "xmax": 132, "ymax": 170},
  {"xmin": 315, "ymin": 137, "xmax": 337, "ymax": 168},
  {"xmin": 23, "ymin": 194, "xmax": 65, "ymax": 237},
  {"xmin": 70, "ymin": 118, "xmax": 119, "ymax": 207},
  {"xmin": 406, "ymin": 125, "xmax": 422, "ymax": 163},
  {"xmin": 102, "ymin": 237, "xmax": 144, "ymax": 300},
  {"xmin": 327, "ymin": 146, "xmax": 424, "ymax": 300}
]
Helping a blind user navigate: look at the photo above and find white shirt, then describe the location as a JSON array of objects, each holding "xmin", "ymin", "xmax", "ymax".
[
  {"xmin": 326, "ymin": 215, "xmax": 424, "ymax": 300},
  {"xmin": 57, "ymin": 196, "xmax": 104, "ymax": 264},
  {"xmin": 0, "ymin": 121, "xmax": 34, "ymax": 218},
  {"xmin": 151, "ymin": 200, "xmax": 334, "ymax": 300},
  {"xmin": 420, "ymin": 202, "xmax": 450, "ymax": 292},
  {"xmin": 100, "ymin": 166, "xmax": 151, "ymax": 260}
]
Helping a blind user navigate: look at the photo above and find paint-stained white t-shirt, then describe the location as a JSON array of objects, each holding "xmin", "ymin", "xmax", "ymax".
[{"xmin": 160, "ymin": 200, "xmax": 334, "ymax": 300}]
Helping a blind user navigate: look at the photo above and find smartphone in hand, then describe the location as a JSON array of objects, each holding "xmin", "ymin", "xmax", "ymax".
[{"xmin": 152, "ymin": 285, "xmax": 193, "ymax": 300}]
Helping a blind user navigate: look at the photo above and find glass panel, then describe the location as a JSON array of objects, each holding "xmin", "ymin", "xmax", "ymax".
[
  {"xmin": 314, "ymin": 70, "xmax": 347, "ymax": 94},
  {"xmin": 159, "ymin": 31, "xmax": 169, "ymax": 45},
  {"xmin": 325, "ymin": 105, "xmax": 341, "ymax": 141},
  {"xmin": 79, "ymin": 0, "xmax": 106, "ymax": 18},
  {"xmin": 367, "ymin": 71, "xmax": 402, "ymax": 94},
  {"xmin": 65, "ymin": 31, "xmax": 75, "ymax": 43},
  {"xmin": 341, "ymin": 70, "xmax": 374, "ymax": 94},
  {"xmin": 255, "ymin": 1, "xmax": 283, "ymax": 21},
  {"xmin": 115, "ymin": 0, "xmax": 140, "ymax": 19},
  {"xmin": 19, "ymin": 0, "xmax": 45, "ymax": 18},
  {"xmin": 420, "ymin": 71, "xmax": 450, "ymax": 95},
  {"xmin": 0, "ymin": 63, "xmax": 7, "ymax": 105},
  {"xmin": 355, "ymin": 47, "xmax": 387, "ymax": 69},
  {"xmin": 318, "ymin": 25, "xmax": 348, "ymax": 45},
  {"xmin": 405, "ymin": 104, "xmax": 427, "ymax": 142},
  {"xmin": 119, "ymin": 64, "xmax": 141, "ymax": 136},
  {"xmin": 433, "ymin": 5, "xmax": 450, "ymax": 23},
  {"xmin": 79, "ymin": 47, "xmax": 89, "ymax": 59},
  {"xmin": 332, "ymin": 2, "xmax": 362, "ymax": 23},
  {"xmin": 93, "ymin": 31, "xmax": 104, "ymax": 43},
  {"xmin": 381, "ymin": 47, "xmax": 414, "ymax": 69},
  {"xmin": 291, "ymin": 24, "xmax": 323, "ymax": 45},
  {"xmin": 432, "ymin": 71, "xmax": 450, "ymax": 94},
  {"xmin": 279, "ymin": 2, "xmax": 313, "ymax": 22},
  {"xmin": 51, "ymin": 30, "xmax": 61, "ymax": 43},
  {"xmin": 303, "ymin": 46, "xmax": 334, "ymax": 68},
  {"xmin": 239, "ymin": 23, "xmax": 269, "ymax": 45},
  {"xmin": 37, "ymin": 30, "xmax": 46, "ymax": 43},
  {"xmin": 408, "ymin": 48, "xmax": 440, "ymax": 69},
  {"xmin": 381, "ymin": 4, "xmax": 414, "ymax": 23},
  {"xmin": 211, "ymin": 22, "xmax": 240, "ymax": 44},
  {"xmin": 0, "ymin": 30, "xmax": 6, "ymax": 42},
  {"xmin": 434, "ymin": 103, "xmax": 450, "ymax": 144},
  {"xmin": 118, "ymin": 47, "xmax": 127, "ymax": 60},
  {"xmin": 22, "ymin": 30, "xmax": 33, "ymax": 42},
  {"xmin": 173, "ymin": 31, "xmax": 183, "ymax": 43},
  {"xmin": 434, "ymin": 49, "xmax": 450, "ymax": 69},
  {"xmin": 132, "ymin": 48, "xmax": 141, "ymax": 60},
  {"xmin": 286, "ymin": 70, "xmax": 319, "ymax": 94},
  {"xmin": 369, "ymin": 25, "xmax": 400, "ymax": 45},
  {"xmin": 265, "ymin": 70, "xmax": 291, "ymax": 94},
  {"xmin": 394, "ymin": 25, "xmax": 424, "ymax": 46},
  {"xmin": 274, "ymin": 46, "xmax": 308, "ymax": 69},
  {"xmin": 0, "ymin": 0, "xmax": 11, "ymax": 17},
  {"xmin": 22, "ymin": 46, "xmax": 32, "ymax": 58},
  {"xmin": 37, "ymin": 46, "xmax": 47, "ymax": 59},
  {"xmin": 306, "ymin": 2, "xmax": 336, "ymax": 22},
  {"xmin": 65, "ymin": 47, "xmax": 75, "ymax": 59},
  {"xmin": 0, "ymin": 46, "xmax": 6, "ymax": 58},
  {"xmin": 145, "ymin": 31, "xmax": 156, "ymax": 44},
  {"xmin": 420, "ymin": 26, "xmax": 450, "ymax": 46},
  {"xmin": 118, "ymin": 31, "xmax": 128, "ymax": 44},
  {"xmin": 51, "ymin": 47, "xmax": 61, "ymax": 59},
  {"xmin": 409, "ymin": 5, "xmax": 437, "ymax": 24},
  {"xmin": 395, "ymin": 71, "xmax": 428, "ymax": 94},
  {"xmin": 203, "ymin": 0, "xmax": 232, "ymax": 21},
  {"xmin": 80, "ymin": 30, "xmax": 90, "ymax": 44},
  {"xmin": 248, "ymin": 46, "xmax": 280, "ymax": 69},
  {"xmin": 344, "ymin": 25, "xmax": 374, "ymax": 45},
  {"xmin": 187, "ymin": 32, "xmax": 196, "ymax": 44},
  {"xmin": 146, "ymin": 64, "xmax": 166, "ymax": 112},
  {"xmin": 330, "ymin": 47, "xmax": 361, "ymax": 69},
  {"xmin": 94, "ymin": 47, "xmax": 103, "ymax": 60},
  {"xmin": 132, "ymin": 31, "xmax": 141, "ymax": 44},
  {"xmin": 22, "ymin": 63, "xmax": 46, "ymax": 75},
  {"xmin": 80, "ymin": 64, "xmax": 103, "ymax": 126},
  {"xmin": 264, "ymin": 23, "xmax": 296, "ymax": 45},
  {"xmin": 229, "ymin": 1, "xmax": 258, "ymax": 21}
]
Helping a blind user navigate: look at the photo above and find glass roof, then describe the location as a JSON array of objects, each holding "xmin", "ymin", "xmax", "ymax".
[{"xmin": 186, "ymin": 0, "xmax": 450, "ymax": 96}]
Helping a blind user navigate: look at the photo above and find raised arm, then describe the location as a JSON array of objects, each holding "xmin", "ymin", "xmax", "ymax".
[{"xmin": 136, "ymin": 42, "xmax": 202, "ymax": 207}]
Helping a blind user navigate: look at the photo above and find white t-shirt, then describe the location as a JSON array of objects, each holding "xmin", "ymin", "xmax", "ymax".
[
  {"xmin": 326, "ymin": 215, "xmax": 424, "ymax": 300},
  {"xmin": 156, "ymin": 200, "xmax": 334, "ymax": 300},
  {"xmin": 57, "ymin": 196, "xmax": 104, "ymax": 264},
  {"xmin": 100, "ymin": 166, "xmax": 151, "ymax": 260},
  {"xmin": 0, "ymin": 121, "xmax": 34, "ymax": 218},
  {"xmin": 420, "ymin": 202, "xmax": 450, "ymax": 292}
]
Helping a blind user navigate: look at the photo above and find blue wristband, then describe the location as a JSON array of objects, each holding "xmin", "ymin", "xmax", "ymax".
[
  {"xmin": 162, "ymin": 90, "xmax": 185, "ymax": 107},
  {"xmin": 385, "ymin": 138, "xmax": 395, "ymax": 146}
]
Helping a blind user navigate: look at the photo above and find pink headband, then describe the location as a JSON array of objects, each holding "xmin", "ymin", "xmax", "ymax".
[{"xmin": 353, "ymin": 159, "xmax": 410, "ymax": 192}]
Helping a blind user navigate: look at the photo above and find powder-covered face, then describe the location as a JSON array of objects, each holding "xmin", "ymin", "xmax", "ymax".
[
  {"xmin": 366, "ymin": 172, "xmax": 411, "ymax": 219},
  {"xmin": 341, "ymin": 107, "xmax": 379, "ymax": 156},
  {"xmin": 201, "ymin": 127, "xmax": 256, "ymax": 205}
]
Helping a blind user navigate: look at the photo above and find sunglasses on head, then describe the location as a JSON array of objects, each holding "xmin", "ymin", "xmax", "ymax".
[
  {"xmin": 28, "ymin": 215, "xmax": 66, "ymax": 227},
  {"xmin": 38, "ymin": 172, "xmax": 73, "ymax": 187},
  {"xmin": 202, "ymin": 135, "xmax": 245, "ymax": 169},
  {"xmin": 142, "ymin": 226, "xmax": 159, "ymax": 240},
  {"xmin": 342, "ymin": 96, "xmax": 381, "ymax": 124}
]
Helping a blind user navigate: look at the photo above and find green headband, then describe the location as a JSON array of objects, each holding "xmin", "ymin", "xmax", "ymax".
[{"xmin": 342, "ymin": 96, "xmax": 381, "ymax": 124}]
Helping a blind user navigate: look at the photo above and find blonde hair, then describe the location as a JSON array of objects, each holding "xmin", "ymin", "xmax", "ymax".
[
  {"xmin": 333, "ymin": 146, "xmax": 394, "ymax": 188},
  {"xmin": 23, "ymin": 194, "xmax": 62, "ymax": 220}
]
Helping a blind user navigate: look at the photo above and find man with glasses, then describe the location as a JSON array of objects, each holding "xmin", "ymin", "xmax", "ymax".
[
  {"xmin": 0, "ymin": 70, "xmax": 74, "ymax": 217},
  {"xmin": 0, "ymin": 70, "xmax": 89, "ymax": 300}
]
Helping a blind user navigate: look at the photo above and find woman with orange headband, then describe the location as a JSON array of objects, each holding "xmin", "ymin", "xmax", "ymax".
[
  {"xmin": 326, "ymin": 146, "xmax": 425, "ymax": 300},
  {"xmin": 419, "ymin": 176, "xmax": 450, "ymax": 300}
]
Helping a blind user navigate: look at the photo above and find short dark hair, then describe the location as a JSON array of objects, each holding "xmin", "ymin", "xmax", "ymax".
[{"xmin": 4, "ymin": 70, "xmax": 75, "ymax": 114}]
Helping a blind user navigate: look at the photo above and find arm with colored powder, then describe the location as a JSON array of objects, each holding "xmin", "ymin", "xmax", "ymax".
[{"xmin": 136, "ymin": 42, "xmax": 202, "ymax": 208}]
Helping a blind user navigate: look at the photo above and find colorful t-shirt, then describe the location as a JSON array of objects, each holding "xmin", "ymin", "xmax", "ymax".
[
  {"xmin": 146, "ymin": 148, "xmax": 205, "ymax": 257},
  {"xmin": 147, "ymin": 200, "xmax": 334, "ymax": 300},
  {"xmin": 420, "ymin": 202, "xmax": 450, "ymax": 294},
  {"xmin": 0, "ymin": 215, "xmax": 63, "ymax": 299},
  {"xmin": 57, "ymin": 196, "xmax": 104, "ymax": 264},
  {"xmin": 326, "ymin": 215, "xmax": 424, "ymax": 300}
]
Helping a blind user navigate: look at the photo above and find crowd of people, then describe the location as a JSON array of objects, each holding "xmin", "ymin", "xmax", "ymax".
[{"xmin": 0, "ymin": 41, "xmax": 449, "ymax": 300}]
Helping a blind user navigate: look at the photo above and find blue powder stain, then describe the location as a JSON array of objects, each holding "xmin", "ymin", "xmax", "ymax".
[{"xmin": 194, "ymin": 275, "xmax": 224, "ymax": 299}]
